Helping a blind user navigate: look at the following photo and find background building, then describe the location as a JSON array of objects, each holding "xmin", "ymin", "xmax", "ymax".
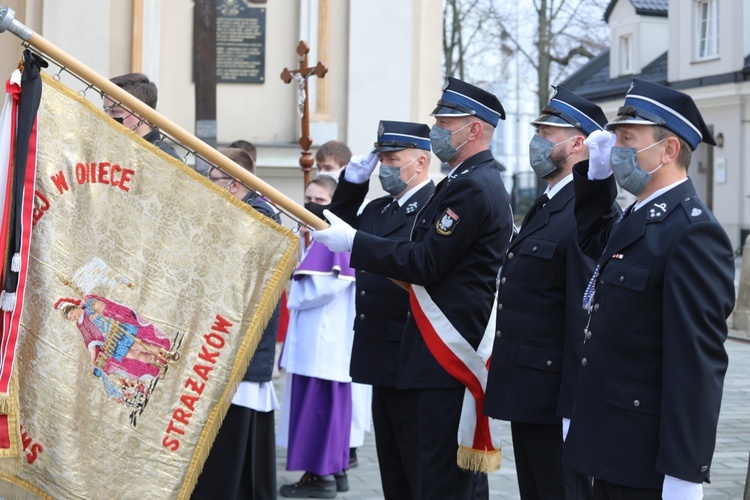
[
  {"xmin": 0, "ymin": 0, "xmax": 443, "ymax": 226},
  {"xmin": 562, "ymin": 0, "xmax": 750, "ymax": 251}
]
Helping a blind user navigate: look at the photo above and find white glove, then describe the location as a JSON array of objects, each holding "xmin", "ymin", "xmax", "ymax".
[
  {"xmin": 312, "ymin": 209, "xmax": 356, "ymax": 252},
  {"xmin": 662, "ymin": 475, "xmax": 703, "ymax": 500},
  {"xmin": 584, "ymin": 130, "xmax": 616, "ymax": 180},
  {"xmin": 344, "ymin": 150, "xmax": 379, "ymax": 184}
]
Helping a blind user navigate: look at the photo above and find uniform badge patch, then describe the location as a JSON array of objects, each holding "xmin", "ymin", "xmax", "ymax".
[
  {"xmin": 691, "ymin": 208, "xmax": 702, "ymax": 217},
  {"xmin": 436, "ymin": 207, "xmax": 460, "ymax": 235},
  {"xmin": 406, "ymin": 201, "xmax": 418, "ymax": 214}
]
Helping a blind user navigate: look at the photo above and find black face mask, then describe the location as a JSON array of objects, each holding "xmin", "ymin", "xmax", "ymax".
[
  {"xmin": 112, "ymin": 116, "xmax": 124, "ymax": 125},
  {"xmin": 305, "ymin": 201, "xmax": 330, "ymax": 221}
]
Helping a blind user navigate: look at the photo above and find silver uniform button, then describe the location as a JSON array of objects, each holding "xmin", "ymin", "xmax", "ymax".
[
  {"xmin": 633, "ymin": 400, "xmax": 640, "ymax": 407},
  {"xmin": 360, "ymin": 290, "xmax": 366, "ymax": 296},
  {"xmin": 700, "ymin": 465, "xmax": 708, "ymax": 472},
  {"xmin": 507, "ymin": 252, "xmax": 514, "ymax": 259},
  {"xmin": 593, "ymin": 303, "xmax": 600, "ymax": 312},
  {"xmin": 546, "ymin": 360, "xmax": 552, "ymax": 367},
  {"xmin": 495, "ymin": 330, "xmax": 501, "ymax": 338},
  {"xmin": 619, "ymin": 276, "xmax": 625, "ymax": 283},
  {"xmin": 581, "ymin": 357, "xmax": 587, "ymax": 367},
  {"xmin": 497, "ymin": 303, "xmax": 503, "ymax": 311},
  {"xmin": 532, "ymin": 246, "xmax": 538, "ymax": 252},
  {"xmin": 358, "ymin": 313, "xmax": 365, "ymax": 320},
  {"xmin": 500, "ymin": 277, "xmax": 507, "ymax": 284}
]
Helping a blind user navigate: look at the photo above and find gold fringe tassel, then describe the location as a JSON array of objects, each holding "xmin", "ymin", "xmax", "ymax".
[
  {"xmin": 457, "ymin": 446, "xmax": 502, "ymax": 473},
  {"xmin": 0, "ymin": 377, "xmax": 23, "ymax": 476},
  {"xmin": 177, "ymin": 227, "xmax": 299, "ymax": 500},
  {"xmin": 0, "ymin": 393, "xmax": 11, "ymax": 415}
]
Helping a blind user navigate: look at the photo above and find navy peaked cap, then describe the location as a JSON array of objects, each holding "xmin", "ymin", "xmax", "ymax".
[
  {"xmin": 373, "ymin": 121, "xmax": 431, "ymax": 153},
  {"xmin": 607, "ymin": 78, "xmax": 715, "ymax": 150},
  {"xmin": 431, "ymin": 77, "xmax": 506, "ymax": 127},
  {"xmin": 531, "ymin": 86, "xmax": 608, "ymax": 136}
]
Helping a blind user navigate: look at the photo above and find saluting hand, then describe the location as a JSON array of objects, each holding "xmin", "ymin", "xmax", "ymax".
[
  {"xmin": 312, "ymin": 209, "xmax": 356, "ymax": 252},
  {"xmin": 585, "ymin": 129, "xmax": 616, "ymax": 180},
  {"xmin": 343, "ymin": 150, "xmax": 379, "ymax": 184}
]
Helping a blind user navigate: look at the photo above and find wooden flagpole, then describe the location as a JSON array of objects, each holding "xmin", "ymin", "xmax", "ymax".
[{"xmin": 0, "ymin": 6, "xmax": 327, "ymax": 230}]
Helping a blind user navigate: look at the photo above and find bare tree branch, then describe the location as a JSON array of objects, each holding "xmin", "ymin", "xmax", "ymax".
[{"xmin": 551, "ymin": 45, "xmax": 596, "ymax": 66}]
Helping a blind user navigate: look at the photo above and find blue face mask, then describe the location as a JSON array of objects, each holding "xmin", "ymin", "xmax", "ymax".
[
  {"xmin": 429, "ymin": 121, "xmax": 473, "ymax": 163},
  {"xmin": 379, "ymin": 156, "xmax": 418, "ymax": 196},
  {"xmin": 528, "ymin": 134, "xmax": 575, "ymax": 178},
  {"xmin": 610, "ymin": 138, "xmax": 666, "ymax": 196}
]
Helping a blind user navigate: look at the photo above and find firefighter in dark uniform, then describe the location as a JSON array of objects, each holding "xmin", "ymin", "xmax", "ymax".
[
  {"xmin": 328, "ymin": 120, "xmax": 435, "ymax": 499},
  {"xmin": 314, "ymin": 77, "xmax": 513, "ymax": 500},
  {"xmin": 565, "ymin": 78, "xmax": 735, "ymax": 500},
  {"xmin": 484, "ymin": 87, "xmax": 613, "ymax": 500}
]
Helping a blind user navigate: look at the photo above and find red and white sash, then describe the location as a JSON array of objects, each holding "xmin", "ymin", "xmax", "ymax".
[{"xmin": 410, "ymin": 284, "xmax": 502, "ymax": 473}]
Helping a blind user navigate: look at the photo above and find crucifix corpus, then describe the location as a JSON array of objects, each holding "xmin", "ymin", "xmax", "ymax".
[{"xmin": 280, "ymin": 40, "xmax": 328, "ymax": 192}]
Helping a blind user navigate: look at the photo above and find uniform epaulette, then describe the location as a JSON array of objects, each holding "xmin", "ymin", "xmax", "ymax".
[{"xmin": 680, "ymin": 196, "xmax": 710, "ymax": 222}]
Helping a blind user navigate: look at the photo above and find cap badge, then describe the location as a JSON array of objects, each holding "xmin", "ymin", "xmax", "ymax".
[
  {"xmin": 442, "ymin": 78, "xmax": 450, "ymax": 91},
  {"xmin": 377, "ymin": 123, "xmax": 385, "ymax": 137}
]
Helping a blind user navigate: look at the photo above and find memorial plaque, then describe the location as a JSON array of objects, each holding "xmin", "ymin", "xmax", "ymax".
[{"xmin": 217, "ymin": 2, "xmax": 266, "ymax": 83}]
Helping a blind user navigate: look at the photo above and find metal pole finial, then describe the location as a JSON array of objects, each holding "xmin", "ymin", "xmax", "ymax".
[{"xmin": 0, "ymin": 7, "xmax": 33, "ymax": 41}]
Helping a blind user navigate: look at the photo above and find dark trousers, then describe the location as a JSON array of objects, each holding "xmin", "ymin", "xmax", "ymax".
[
  {"xmin": 416, "ymin": 387, "xmax": 489, "ymax": 500},
  {"xmin": 372, "ymin": 386, "xmax": 421, "ymax": 499},
  {"xmin": 510, "ymin": 421, "xmax": 565, "ymax": 500},
  {"xmin": 563, "ymin": 462, "xmax": 593, "ymax": 500},
  {"xmin": 192, "ymin": 404, "xmax": 276, "ymax": 500},
  {"xmin": 592, "ymin": 479, "xmax": 661, "ymax": 500}
]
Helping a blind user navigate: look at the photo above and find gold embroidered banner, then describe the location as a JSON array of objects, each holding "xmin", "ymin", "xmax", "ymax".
[{"xmin": 0, "ymin": 74, "xmax": 298, "ymax": 499}]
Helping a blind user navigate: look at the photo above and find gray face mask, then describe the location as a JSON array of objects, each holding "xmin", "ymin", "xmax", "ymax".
[
  {"xmin": 610, "ymin": 139, "xmax": 666, "ymax": 196},
  {"xmin": 429, "ymin": 122, "xmax": 472, "ymax": 163},
  {"xmin": 528, "ymin": 134, "xmax": 575, "ymax": 178},
  {"xmin": 379, "ymin": 157, "xmax": 417, "ymax": 196}
]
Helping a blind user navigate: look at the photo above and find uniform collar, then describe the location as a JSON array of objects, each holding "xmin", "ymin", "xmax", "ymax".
[
  {"xmin": 633, "ymin": 177, "xmax": 689, "ymax": 212},
  {"xmin": 545, "ymin": 173, "xmax": 573, "ymax": 200},
  {"xmin": 397, "ymin": 179, "xmax": 431, "ymax": 206}
]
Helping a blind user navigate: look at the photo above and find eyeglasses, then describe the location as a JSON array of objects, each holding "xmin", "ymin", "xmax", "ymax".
[
  {"xmin": 204, "ymin": 167, "xmax": 234, "ymax": 183},
  {"xmin": 103, "ymin": 105, "xmax": 130, "ymax": 118}
]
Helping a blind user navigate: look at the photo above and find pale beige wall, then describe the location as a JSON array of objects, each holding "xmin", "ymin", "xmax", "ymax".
[
  {"xmin": 0, "ymin": 1, "xmax": 28, "ymax": 76},
  {"xmin": 668, "ymin": 0, "xmax": 747, "ymax": 82}
]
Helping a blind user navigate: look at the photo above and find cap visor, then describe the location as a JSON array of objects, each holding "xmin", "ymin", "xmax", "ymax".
[
  {"xmin": 372, "ymin": 145, "xmax": 407, "ymax": 153},
  {"xmin": 605, "ymin": 115, "xmax": 656, "ymax": 129},
  {"xmin": 430, "ymin": 105, "xmax": 472, "ymax": 117},
  {"xmin": 530, "ymin": 114, "xmax": 574, "ymax": 128}
]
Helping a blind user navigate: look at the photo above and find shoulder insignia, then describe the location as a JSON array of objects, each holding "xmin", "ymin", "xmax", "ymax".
[
  {"xmin": 406, "ymin": 201, "xmax": 419, "ymax": 214},
  {"xmin": 436, "ymin": 207, "xmax": 460, "ymax": 235},
  {"xmin": 680, "ymin": 196, "xmax": 710, "ymax": 222}
]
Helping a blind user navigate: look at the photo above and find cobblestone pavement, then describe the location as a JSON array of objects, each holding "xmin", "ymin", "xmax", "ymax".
[{"xmin": 275, "ymin": 337, "xmax": 750, "ymax": 499}]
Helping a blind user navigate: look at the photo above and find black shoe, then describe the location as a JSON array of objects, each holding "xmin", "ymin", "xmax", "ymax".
[
  {"xmin": 279, "ymin": 472, "xmax": 336, "ymax": 498},
  {"xmin": 333, "ymin": 472, "xmax": 349, "ymax": 492},
  {"xmin": 348, "ymin": 448, "xmax": 358, "ymax": 468}
]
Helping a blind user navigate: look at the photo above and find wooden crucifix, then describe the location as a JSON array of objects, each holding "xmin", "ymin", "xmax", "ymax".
[{"xmin": 280, "ymin": 41, "xmax": 328, "ymax": 192}]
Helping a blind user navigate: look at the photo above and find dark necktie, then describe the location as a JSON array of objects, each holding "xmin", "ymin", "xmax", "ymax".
[
  {"xmin": 521, "ymin": 193, "xmax": 549, "ymax": 229},
  {"xmin": 385, "ymin": 200, "xmax": 399, "ymax": 216}
]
